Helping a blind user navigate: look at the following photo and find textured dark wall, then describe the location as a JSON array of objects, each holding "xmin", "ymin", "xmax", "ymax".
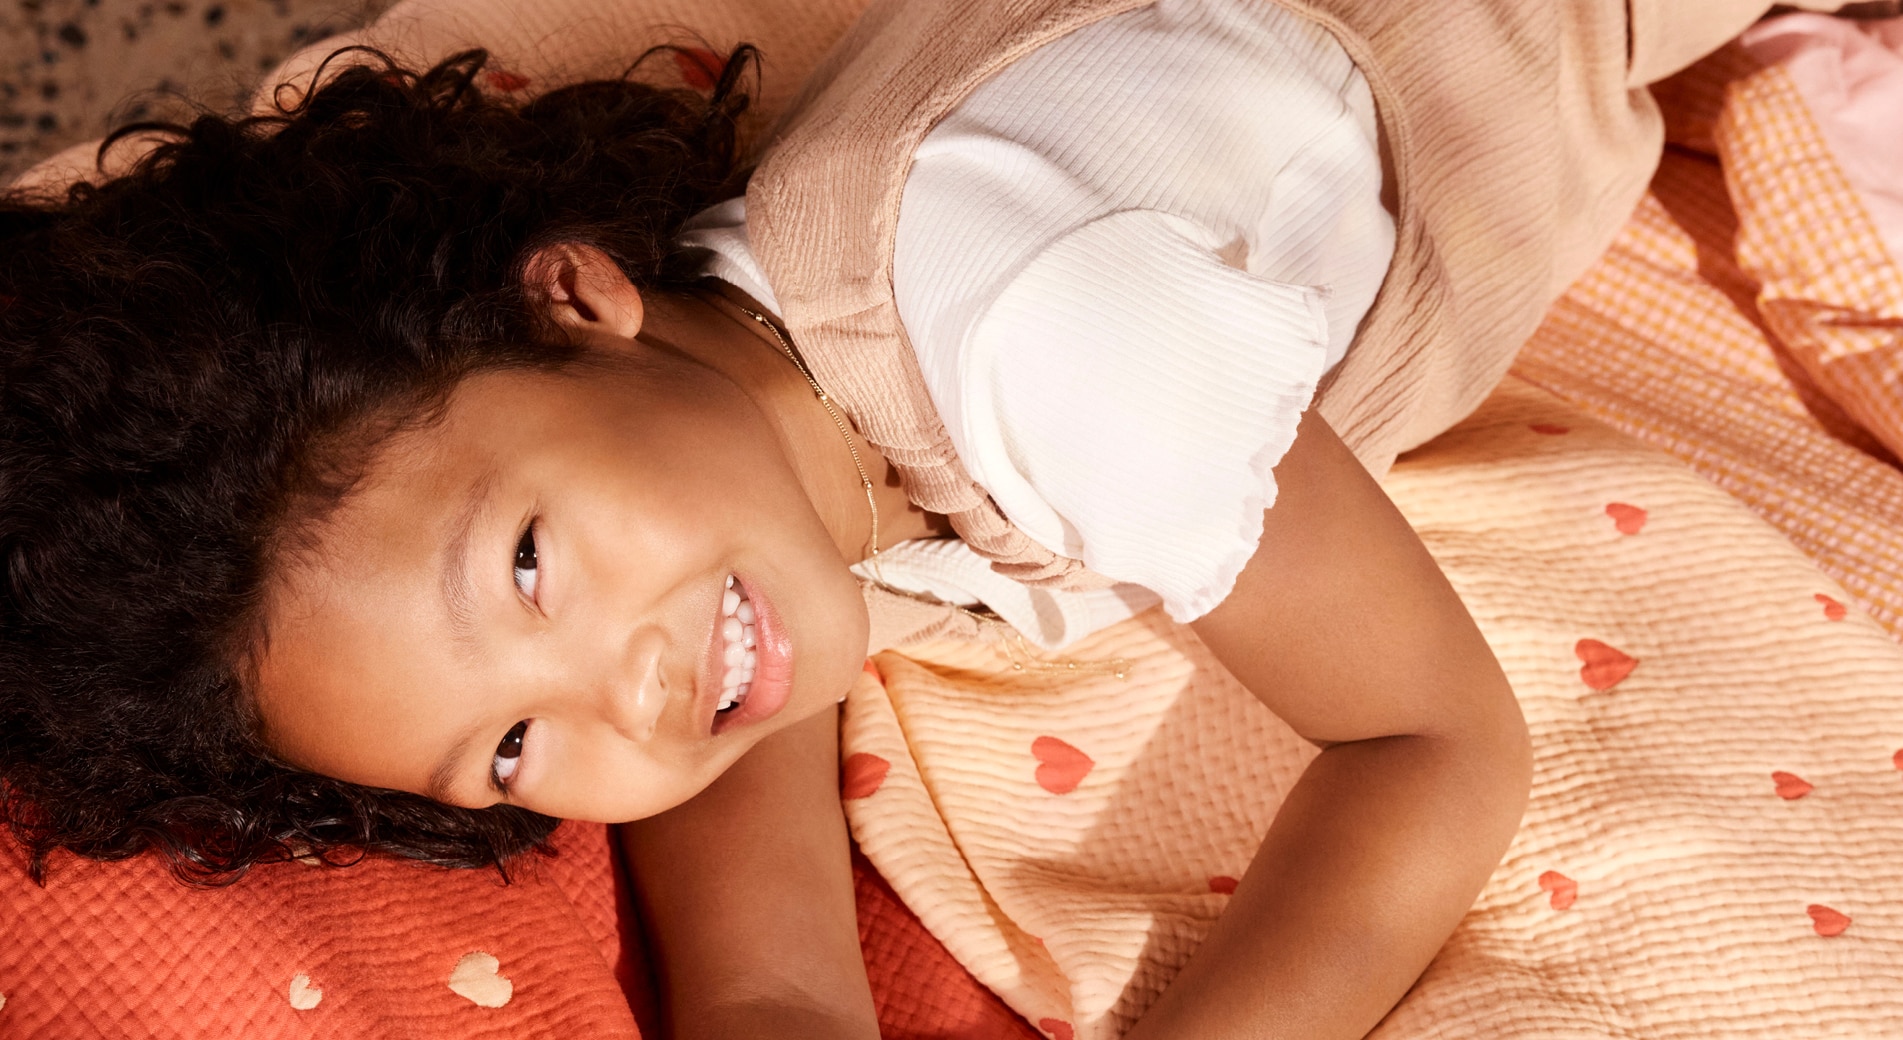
[{"xmin": 2, "ymin": 0, "xmax": 394, "ymax": 182}]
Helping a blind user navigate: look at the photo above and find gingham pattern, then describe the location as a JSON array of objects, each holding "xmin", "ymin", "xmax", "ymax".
[
  {"xmin": 1515, "ymin": 52, "xmax": 1903, "ymax": 638},
  {"xmin": 1723, "ymin": 59, "xmax": 1903, "ymax": 462}
]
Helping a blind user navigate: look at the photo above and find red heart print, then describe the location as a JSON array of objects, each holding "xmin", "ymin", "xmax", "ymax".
[
  {"xmin": 1032, "ymin": 737, "xmax": 1093, "ymax": 794},
  {"xmin": 1574, "ymin": 639, "xmax": 1637, "ymax": 691},
  {"xmin": 481, "ymin": 69, "xmax": 531, "ymax": 92},
  {"xmin": 1529, "ymin": 423, "xmax": 1571, "ymax": 435},
  {"xmin": 1038, "ymin": 1020, "xmax": 1075, "ymax": 1040},
  {"xmin": 841, "ymin": 753, "xmax": 890, "ymax": 800},
  {"xmin": 674, "ymin": 47, "xmax": 725, "ymax": 90},
  {"xmin": 1605, "ymin": 502, "xmax": 1647, "ymax": 535},
  {"xmin": 1807, "ymin": 904, "xmax": 1851, "ymax": 937},
  {"xmin": 1538, "ymin": 871, "xmax": 1577, "ymax": 910},
  {"xmin": 1771, "ymin": 771, "xmax": 1813, "ymax": 800},
  {"xmin": 1815, "ymin": 593, "xmax": 1847, "ymax": 621},
  {"xmin": 1894, "ymin": 748, "xmax": 1903, "ymax": 772},
  {"xmin": 1208, "ymin": 876, "xmax": 1239, "ymax": 895}
]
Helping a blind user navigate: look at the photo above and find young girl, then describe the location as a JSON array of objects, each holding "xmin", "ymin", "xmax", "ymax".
[{"xmin": 0, "ymin": 0, "xmax": 1795, "ymax": 1035}]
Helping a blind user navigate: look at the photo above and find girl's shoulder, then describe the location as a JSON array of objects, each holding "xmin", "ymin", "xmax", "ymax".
[{"xmin": 884, "ymin": 0, "xmax": 1394, "ymax": 623}]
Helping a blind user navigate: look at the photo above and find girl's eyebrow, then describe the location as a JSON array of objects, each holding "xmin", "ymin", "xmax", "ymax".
[
  {"xmin": 439, "ymin": 468, "xmax": 499, "ymax": 647},
  {"xmin": 426, "ymin": 725, "xmax": 486, "ymax": 806},
  {"xmin": 428, "ymin": 468, "xmax": 506, "ymax": 807}
]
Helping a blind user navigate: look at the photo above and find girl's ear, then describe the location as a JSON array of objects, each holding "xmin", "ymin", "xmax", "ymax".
[{"xmin": 525, "ymin": 243, "xmax": 645, "ymax": 342}]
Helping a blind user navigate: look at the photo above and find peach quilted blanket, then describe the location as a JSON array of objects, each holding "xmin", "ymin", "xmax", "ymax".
[
  {"xmin": 9, "ymin": 8, "xmax": 1903, "ymax": 1039},
  {"xmin": 840, "ymin": 21, "xmax": 1903, "ymax": 1040}
]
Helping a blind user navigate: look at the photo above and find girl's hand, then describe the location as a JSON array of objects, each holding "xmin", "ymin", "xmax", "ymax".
[
  {"xmin": 1128, "ymin": 409, "xmax": 1534, "ymax": 1040},
  {"xmin": 618, "ymin": 704, "xmax": 880, "ymax": 1040}
]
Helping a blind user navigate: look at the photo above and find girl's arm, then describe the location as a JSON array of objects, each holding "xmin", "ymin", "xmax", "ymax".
[
  {"xmin": 617, "ymin": 704, "xmax": 880, "ymax": 1040},
  {"xmin": 1127, "ymin": 408, "xmax": 1534, "ymax": 1040}
]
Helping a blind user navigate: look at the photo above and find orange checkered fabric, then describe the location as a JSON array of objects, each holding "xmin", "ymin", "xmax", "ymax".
[
  {"xmin": 1724, "ymin": 57, "xmax": 1903, "ymax": 461},
  {"xmin": 1515, "ymin": 46, "xmax": 1903, "ymax": 638}
]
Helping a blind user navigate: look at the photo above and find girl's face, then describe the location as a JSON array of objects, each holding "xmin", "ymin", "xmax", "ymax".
[{"xmin": 250, "ymin": 340, "xmax": 871, "ymax": 823}]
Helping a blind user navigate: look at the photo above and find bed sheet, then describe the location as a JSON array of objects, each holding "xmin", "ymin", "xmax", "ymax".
[
  {"xmin": 832, "ymin": 29, "xmax": 1903, "ymax": 1039},
  {"xmin": 1517, "ymin": 32, "xmax": 1903, "ymax": 639},
  {"xmin": 845, "ymin": 375, "xmax": 1903, "ymax": 1039},
  {"xmin": 8, "ymin": 10, "xmax": 1903, "ymax": 1040}
]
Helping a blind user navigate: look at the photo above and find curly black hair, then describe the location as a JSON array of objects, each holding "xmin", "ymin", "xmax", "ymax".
[{"xmin": 0, "ymin": 43, "xmax": 757, "ymax": 885}]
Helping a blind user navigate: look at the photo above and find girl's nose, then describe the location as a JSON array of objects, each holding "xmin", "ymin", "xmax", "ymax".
[{"xmin": 598, "ymin": 625, "xmax": 671, "ymax": 742}]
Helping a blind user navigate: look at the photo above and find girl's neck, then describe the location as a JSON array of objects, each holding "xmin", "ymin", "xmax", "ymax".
[{"xmin": 638, "ymin": 281, "xmax": 950, "ymax": 562}]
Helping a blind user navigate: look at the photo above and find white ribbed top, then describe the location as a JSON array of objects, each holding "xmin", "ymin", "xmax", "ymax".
[{"xmin": 687, "ymin": 0, "xmax": 1392, "ymax": 637}]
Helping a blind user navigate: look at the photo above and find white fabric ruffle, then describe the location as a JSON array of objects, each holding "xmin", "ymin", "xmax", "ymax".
[{"xmin": 952, "ymin": 209, "xmax": 1331, "ymax": 621}]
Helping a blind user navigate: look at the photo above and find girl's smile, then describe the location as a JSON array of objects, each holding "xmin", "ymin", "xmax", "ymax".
[
  {"xmin": 246, "ymin": 255, "xmax": 939, "ymax": 824},
  {"xmin": 707, "ymin": 573, "xmax": 798, "ymax": 736},
  {"xmin": 248, "ymin": 351, "xmax": 865, "ymax": 822}
]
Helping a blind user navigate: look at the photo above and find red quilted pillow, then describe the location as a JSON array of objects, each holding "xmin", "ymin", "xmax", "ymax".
[
  {"xmin": 0, "ymin": 822, "xmax": 644, "ymax": 1038},
  {"xmin": 0, "ymin": 821, "xmax": 1035, "ymax": 1038}
]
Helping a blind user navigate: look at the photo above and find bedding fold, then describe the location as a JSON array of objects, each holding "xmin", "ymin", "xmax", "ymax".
[
  {"xmin": 845, "ymin": 383, "xmax": 1903, "ymax": 1039},
  {"xmin": 842, "ymin": 23, "xmax": 1903, "ymax": 1040}
]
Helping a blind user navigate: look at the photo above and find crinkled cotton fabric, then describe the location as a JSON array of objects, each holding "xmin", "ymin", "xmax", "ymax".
[{"xmin": 687, "ymin": 0, "xmax": 1392, "ymax": 626}]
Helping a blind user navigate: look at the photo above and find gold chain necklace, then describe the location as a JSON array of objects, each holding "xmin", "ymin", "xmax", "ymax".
[
  {"xmin": 736, "ymin": 306, "xmax": 881, "ymax": 559},
  {"xmin": 734, "ymin": 302, "xmax": 1129, "ymax": 682}
]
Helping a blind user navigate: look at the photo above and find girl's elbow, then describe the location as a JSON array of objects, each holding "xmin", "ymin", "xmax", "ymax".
[
  {"xmin": 1451, "ymin": 670, "xmax": 1535, "ymax": 826},
  {"xmin": 1484, "ymin": 684, "xmax": 1535, "ymax": 827}
]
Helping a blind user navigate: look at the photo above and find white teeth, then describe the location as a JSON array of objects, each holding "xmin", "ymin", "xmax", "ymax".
[
  {"xmin": 721, "ymin": 644, "xmax": 756, "ymax": 682},
  {"xmin": 716, "ymin": 575, "xmax": 758, "ymax": 712},
  {"xmin": 721, "ymin": 579, "xmax": 749, "ymax": 618},
  {"xmin": 717, "ymin": 682, "xmax": 752, "ymax": 711}
]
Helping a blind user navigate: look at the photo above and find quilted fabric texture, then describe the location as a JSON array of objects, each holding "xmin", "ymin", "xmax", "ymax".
[
  {"xmin": 1, "ymin": 0, "xmax": 1043, "ymax": 1035},
  {"xmin": 839, "ymin": 36, "xmax": 1903, "ymax": 1036},
  {"xmin": 0, "ymin": 820, "xmax": 1036, "ymax": 1037},
  {"xmin": 844, "ymin": 378, "xmax": 1903, "ymax": 1039},
  {"xmin": 0, "ymin": 822, "xmax": 644, "ymax": 1038},
  {"xmin": 11, "ymin": 6, "xmax": 1903, "ymax": 1040},
  {"xmin": 853, "ymin": 850, "xmax": 1044, "ymax": 1039}
]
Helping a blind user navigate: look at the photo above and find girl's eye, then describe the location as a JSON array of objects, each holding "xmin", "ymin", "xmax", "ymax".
[
  {"xmin": 492, "ymin": 721, "xmax": 528, "ymax": 787},
  {"xmin": 513, "ymin": 524, "xmax": 539, "ymax": 600}
]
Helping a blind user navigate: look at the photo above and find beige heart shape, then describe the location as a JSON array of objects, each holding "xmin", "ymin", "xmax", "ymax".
[
  {"xmin": 448, "ymin": 951, "xmax": 514, "ymax": 1008},
  {"xmin": 287, "ymin": 973, "xmax": 323, "ymax": 1011}
]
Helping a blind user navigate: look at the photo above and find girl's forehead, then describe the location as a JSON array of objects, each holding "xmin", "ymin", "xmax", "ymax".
[
  {"xmin": 259, "ymin": 419, "xmax": 484, "ymax": 647},
  {"xmin": 250, "ymin": 425, "xmax": 502, "ymax": 768},
  {"xmin": 301, "ymin": 433, "xmax": 469, "ymax": 566},
  {"xmin": 259, "ymin": 363, "xmax": 612, "ymax": 646}
]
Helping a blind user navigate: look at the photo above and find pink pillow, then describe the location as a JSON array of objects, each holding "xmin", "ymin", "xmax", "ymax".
[{"xmin": 1723, "ymin": 14, "xmax": 1903, "ymax": 463}]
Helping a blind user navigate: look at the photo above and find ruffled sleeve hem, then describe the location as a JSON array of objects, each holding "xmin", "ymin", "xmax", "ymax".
[{"xmin": 956, "ymin": 208, "xmax": 1332, "ymax": 623}]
